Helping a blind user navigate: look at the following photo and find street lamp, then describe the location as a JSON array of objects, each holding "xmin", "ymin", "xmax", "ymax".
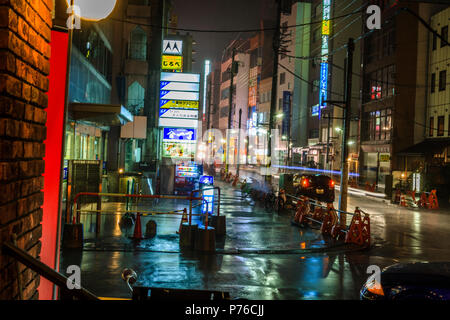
[{"xmin": 66, "ymin": 0, "xmax": 118, "ymax": 21}]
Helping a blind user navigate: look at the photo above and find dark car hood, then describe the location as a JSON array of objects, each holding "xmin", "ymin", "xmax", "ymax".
[{"xmin": 381, "ymin": 262, "xmax": 450, "ymax": 287}]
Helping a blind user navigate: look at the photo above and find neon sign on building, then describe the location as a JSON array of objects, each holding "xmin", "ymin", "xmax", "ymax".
[{"xmin": 319, "ymin": 0, "xmax": 331, "ymax": 117}]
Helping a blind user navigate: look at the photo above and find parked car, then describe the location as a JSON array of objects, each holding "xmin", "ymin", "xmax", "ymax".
[
  {"xmin": 360, "ymin": 262, "xmax": 450, "ymax": 300},
  {"xmin": 294, "ymin": 174, "xmax": 335, "ymax": 203}
]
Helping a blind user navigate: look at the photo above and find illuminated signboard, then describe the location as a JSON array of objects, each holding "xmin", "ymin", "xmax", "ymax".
[
  {"xmin": 322, "ymin": 20, "xmax": 330, "ymax": 35},
  {"xmin": 311, "ymin": 104, "xmax": 320, "ymax": 117},
  {"xmin": 161, "ymin": 72, "xmax": 200, "ymax": 83},
  {"xmin": 160, "ymin": 90, "xmax": 199, "ymax": 101},
  {"xmin": 319, "ymin": 63, "xmax": 328, "ymax": 111},
  {"xmin": 202, "ymin": 188, "xmax": 214, "ymax": 214},
  {"xmin": 319, "ymin": 0, "xmax": 331, "ymax": 117},
  {"xmin": 163, "ymin": 128, "xmax": 196, "ymax": 141},
  {"xmin": 159, "ymin": 108, "xmax": 198, "ymax": 119},
  {"xmin": 163, "ymin": 141, "xmax": 196, "ymax": 158},
  {"xmin": 163, "ymin": 40, "xmax": 183, "ymax": 55},
  {"xmin": 159, "ymin": 71, "xmax": 200, "ymax": 127},
  {"xmin": 199, "ymin": 175, "xmax": 214, "ymax": 185},
  {"xmin": 159, "ymin": 118, "xmax": 198, "ymax": 128},
  {"xmin": 160, "ymin": 100, "xmax": 199, "ymax": 110},
  {"xmin": 162, "ymin": 55, "xmax": 183, "ymax": 71},
  {"xmin": 160, "ymin": 81, "xmax": 200, "ymax": 92}
]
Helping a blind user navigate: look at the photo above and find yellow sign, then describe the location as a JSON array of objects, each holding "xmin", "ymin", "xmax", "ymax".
[
  {"xmin": 162, "ymin": 55, "xmax": 183, "ymax": 71},
  {"xmin": 160, "ymin": 100, "xmax": 199, "ymax": 109},
  {"xmin": 379, "ymin": 154, "xmax": 390, "ymax": 162},
  {"xmin": 322, "ymin": 20, "xmax": 330, "ymax": 35}
]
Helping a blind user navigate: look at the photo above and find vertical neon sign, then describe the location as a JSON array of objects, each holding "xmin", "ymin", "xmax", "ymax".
[
  {"xmin": 319, "ymin": 0, "xmax": 331, "ymax": 118},
  {"xmin": 203, "ymin": 60, "xmax": 211, "ymax": 118}
]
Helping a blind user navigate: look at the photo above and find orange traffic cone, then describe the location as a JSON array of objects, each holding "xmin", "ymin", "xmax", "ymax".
[
  {"xmin": 176, "ymin": 208, "xmax": 188, "ymax": 234},
  {"xmin": 419, "ymin": 192, "xmax": 428, "ymax": 208},
  {"xmin": 400, "ymin": 193, "xmax": 407, "ymax": 207},
  {"xmin": 428, "ymin": 190, "xmax": 439, "ymax": 209},
  {"xmin": 132, "ymin": 212, "xmax": 143, "ymax": 240}
]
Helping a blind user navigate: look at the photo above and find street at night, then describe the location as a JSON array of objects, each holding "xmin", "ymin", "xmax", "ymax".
[{"xmin": 1, "ymin": 0, "xmax": 450, "ymax": 312}]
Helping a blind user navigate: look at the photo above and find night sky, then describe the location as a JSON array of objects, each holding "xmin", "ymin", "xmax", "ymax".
[{"xmin": 171, "ymin": 0, "xmax": 277, "ymax": 73}]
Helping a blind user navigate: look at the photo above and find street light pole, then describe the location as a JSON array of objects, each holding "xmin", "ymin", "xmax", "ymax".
[
  {"xmin": 237, "ymin": 108, "xmax": 242, "ymax": 176},
  {"xmin": 266, "ymin": 0, "xmax": 281, "ymax": 185},
  {"xmin": 338, "ymin": 38, "xmax": 355, "ymax": 226}
]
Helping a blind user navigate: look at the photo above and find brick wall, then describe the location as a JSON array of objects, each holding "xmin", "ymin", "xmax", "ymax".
[{"xmin": 0, "ymin": 0, "xmax": 52, "ymax": 300}]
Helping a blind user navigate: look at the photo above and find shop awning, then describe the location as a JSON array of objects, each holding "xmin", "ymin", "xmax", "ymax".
[
  {"xmin": 397, "ymin": 138, "xmax": 450, "ymax": 156},
  {"xmin": 69, "ymin": 103, "xmax": 133, "ymax": 126}
]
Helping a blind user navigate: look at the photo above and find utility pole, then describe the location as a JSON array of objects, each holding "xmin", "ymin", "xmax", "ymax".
[
  {"xmin": 237, "ymin": 108, "xmax": 242, "ymax": 176},
  {"xmin": 266, "ymin": 0, "xmax": 282, "ymax": 185},
  {"xmin": 326, "ymin": 114, "xmax": 331, "ymax": 170},
  {"xmin": 225, "ymin": 48, "xmax": 236, "ymax": 173},
  {"xmin": 338, "ymin": 38, "xmax": 354, "ymax": 227}
]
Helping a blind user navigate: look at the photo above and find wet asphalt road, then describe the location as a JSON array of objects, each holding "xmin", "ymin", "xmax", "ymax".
[{"xmin": 60, "ymin": 177, "xmax": 450, "ymax": 300}]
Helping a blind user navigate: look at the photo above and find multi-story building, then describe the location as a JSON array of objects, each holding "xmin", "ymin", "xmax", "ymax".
[
  {"xmin": 400, "ymin": 5, "xmax": 449, "ymax": 202},
  {"xmin": 107, "ymin": 0, "xmax": 171, "ymax": 176},
  {"xmin": 276, "ymin": 1, "xmax": 312, "ymax": 167},
  {"xmin": 359, "ymin": 1, "xmax": 445, "ymax": 194}
]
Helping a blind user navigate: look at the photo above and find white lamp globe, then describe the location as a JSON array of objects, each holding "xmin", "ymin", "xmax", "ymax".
[{"xmin": 66, "ymin": 0, "xmax": 117, "ymax": 21}]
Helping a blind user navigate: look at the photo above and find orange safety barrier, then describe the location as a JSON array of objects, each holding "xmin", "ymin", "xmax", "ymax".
[
  {"xmin": 320, "ymin": 204, "xmax": 338, "ymax": 236},
  {"xmin": 311, "ymin": 206, "xmax": 324, "ymax": 222},
  {"xmin": 345, "ymin": 207, "xmax": 370, "ymax": 247},
  {"xmin": 131, "ymin": 212, "xmax": 143, "ymax": 240},
  {"xmin": 176, "ymin": 208, "xmax": 188, "ymax": 234},
  {"xmin": 428, "ymin": 189, "xmax": 439, "ymax": 209},
  {"xmin": 232, "ymin": 175, "xmax": 239, "ymax": 186},
  {"xmin": 418, "ymin": 192, "xmax": 429, "ymax": 208},
  {"xmin": 294, "ymin": 197, "xmax": 310, "ymax": 224},
  {"xmin": 399, "ymin": 193, "xmax": 407, "ymax": 207},
  {"xmin": 365, "ymin": 182, "xmax": 376, "ymax": 192},
  {"xmin": 407, "ymin": 190, "xmax": 417, "ymax": 205}
]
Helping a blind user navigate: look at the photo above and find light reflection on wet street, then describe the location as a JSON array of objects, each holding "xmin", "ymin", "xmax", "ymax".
[{"xmin": 60, "ymin": 180, "xmax": 450, "ymax": 299}]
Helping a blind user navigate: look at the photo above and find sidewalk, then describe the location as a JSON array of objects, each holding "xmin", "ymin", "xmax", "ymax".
[{"xmin": 70, "ymin": 180, "xmax": 359, "ymax": 254}]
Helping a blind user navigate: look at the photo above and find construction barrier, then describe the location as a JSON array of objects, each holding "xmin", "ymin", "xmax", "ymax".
[
  {"xmin": 395, "ymin": 189, "xmax": 439, "ymax": 210},
  {"xmin": 418, "ymin": 192, "xmax": 429, "ymax": 208},
  {"xmin": 66, "ymin": 192, "xmax": 211, "ymax": 248},
  {"xmin": 232, "ymin": 175, "xmax": 239, "ymax": 186},
  {"xmin": 344, "ymin": 208, "xmax": 371, "ymax": 247},
  {"xmin": 400, "ymin": 193, "xmax": 407, "ymax": 207},
  {"xmin": 428, "ymin": 189, "xmax": 439, "ymax": 209},
  {"xmin": 287, "ymin": 194, "xmax": 371, "ymax": 248}
]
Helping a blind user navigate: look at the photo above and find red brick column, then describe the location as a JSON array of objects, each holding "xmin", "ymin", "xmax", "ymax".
[{"xmin": 0, "ymin": 0, "xmax": 52, "ymax": 300}]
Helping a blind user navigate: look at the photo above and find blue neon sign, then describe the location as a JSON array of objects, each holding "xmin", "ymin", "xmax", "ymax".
[
  {"xmin": 202, "ymin": 188, "xmax": 214, "ymax": 214},
  {"xmin": 199, "ymin": 175, "xmax": 214, "ymax": 185},
  {"xmin": 163, "ymin": 128, "xmax": 196, "ymax": 141}
]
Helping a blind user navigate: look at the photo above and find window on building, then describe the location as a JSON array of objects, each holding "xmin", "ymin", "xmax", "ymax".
[
  {"xmin": 441, "ymin": 26, "xmax": 448, "ymax": 48},
  {"xmin": 437, "ymin": 116, "xmax": 445, "ymax": 136},
  {"xmin": 439, "ymin": 70, "xmax": 446, "ymax": 91},
  {"xmin": 278, "ymin": 98, "xmax": 283, "ymax": 110},
  {"xmin": 129, "ymin": 27, "xmax": 147, "ymax": 60},
  {"xmin": 364, "ymin": 109, "xmax": 392, "ymax": 141},
  {"xmin": 280, "ymin": 72, "xmax": 286, "ymax": 85},
  {"xmin": 429, "ymin": 117, "xmax": 434, "ymax": 137},
  {"xmin": 431, "ymin": 73, "xmax": 436, "ymax": 93},
  {"xmin": 220, "ymin": 88, "xmax": 230, "ymax": 100},
  {"xmin": 127, "ymin": 81, "xmax": 145, "ymax": 114}
]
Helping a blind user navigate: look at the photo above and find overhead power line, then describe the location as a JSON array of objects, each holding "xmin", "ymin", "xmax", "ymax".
[{"xmin": 109, "ymin": 9, "xmax": 364, "ymax": 34}]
